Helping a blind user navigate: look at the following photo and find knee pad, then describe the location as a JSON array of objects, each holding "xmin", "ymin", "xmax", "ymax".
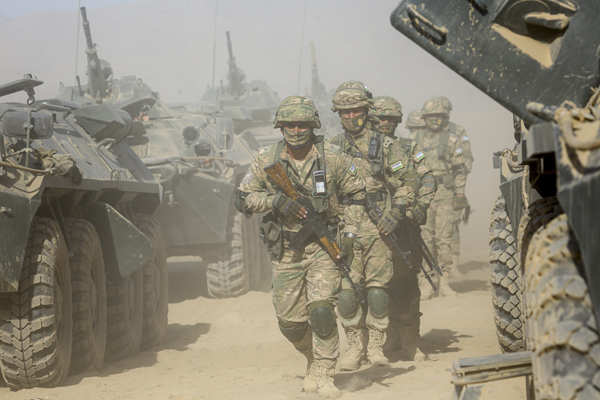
[
  {"xmin": 336, "ymin": 289, "xmax": 359, "ymax": 319},
  {"xmin": 308, "ymin": 301, "xmax": 337, "ymax": 339},
  {"xmin": 367, "ymin": 287, "xmax": 389, "ymax": 319},
  {"xmin": 278, "ymin": 319, "xmax": 309, "ymax": 343}
]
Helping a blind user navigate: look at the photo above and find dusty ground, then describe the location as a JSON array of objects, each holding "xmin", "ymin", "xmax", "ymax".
[{"xmin": 1, "ymin": 260, "xmax": 525, "ymax": 400}]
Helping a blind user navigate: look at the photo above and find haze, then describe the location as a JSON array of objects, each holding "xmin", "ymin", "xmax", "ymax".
[{"xmin": 0, "ymin": 0, "xmax": 513, "ymax": 260}]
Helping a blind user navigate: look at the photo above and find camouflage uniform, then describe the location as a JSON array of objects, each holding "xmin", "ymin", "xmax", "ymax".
[
  {"xmin": 372, "ymin": 97, "xmax": 435, "ymax": 360},
  {"xmin": 414, "ymin": 96, "xmax": 472, "ymax": 296},
  {"xmin": 237, "ymin": 96, "xmax": 365, "ymax": 397},
  {"xmin": 449, "ymin": 127, "xmax": 473, "ymax": 269},
  {"xmin": 329, "ymin": 84, "xmax": 416, "ymax": 369},
  {"xmin": 405, "ymin": 110, "xmax": 426, "ymax": 141}
]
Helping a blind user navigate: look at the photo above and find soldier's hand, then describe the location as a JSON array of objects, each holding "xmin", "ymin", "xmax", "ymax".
[
  {"xmin": 273, "ymin": 193, "xmax": 308, "ymax": 220},
  {"xmin": 453, "ymin": 193, "xmax": 469, "ymax": 211},
  {"xmin": 340, "ymin": 233, "xmax": 356, "ymax": 266},
  {"xmin": 377, "ymin": 207, "xmax": 405, "ymax": 236}
]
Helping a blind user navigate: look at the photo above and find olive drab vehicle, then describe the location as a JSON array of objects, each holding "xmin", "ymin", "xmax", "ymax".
[
  {"xmin": 391, "ymin": 1, "xmax": 600, "ymax": 398},
  {"xmin": 58, "ymin": 7, "xmax": 272, "ymax": 298},
  {"xmin": 0, "ymin": 76, "xmax": 167, "ymax": 389},
  {"xmin": 200, "ymin": 31, "xmax": 281, "ymax": 147}
]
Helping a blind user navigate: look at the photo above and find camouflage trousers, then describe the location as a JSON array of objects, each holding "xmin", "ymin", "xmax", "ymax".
[
  {"xmin": 421, "ymin": 185, "xmax": 456, "ymax": 274},
  {"xmin": 272, "ymin": 241, "xmax": 341, "ymax": 360},
  {"xmin": 450, "ymin": 207, "xmax": 463, "ymax": 270},
  {"xmin": 339, "ymin": 232, "xmax": 393, "ymax": 331}
]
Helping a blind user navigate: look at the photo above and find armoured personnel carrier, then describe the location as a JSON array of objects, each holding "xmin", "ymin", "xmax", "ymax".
[
  {"xmin": 391, "ymin": 1, "xmax": 600, "ymax": 397},
  {"xmin": 0, "ymin": 76, "xmax": 167, "ymax": 388},
  {"xmin": 200, "ymin": 31, "xmax": 281, "ymax": 146},
  {"xmin": 58, "ymin": 7, "xmax": 271, "ymax": 298}
]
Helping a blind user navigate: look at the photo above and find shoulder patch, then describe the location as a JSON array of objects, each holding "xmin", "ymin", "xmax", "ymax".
[
  {"xmin": 414, "ymin": 151, "xmax": 425, "ymax": 163},
  {"xmin": 390, "ymin": 160, "xmax": 404, "ymax": 172},
  {"xmin": 462, "ymin": 135, "xmax": 470, "ymax": 142}
]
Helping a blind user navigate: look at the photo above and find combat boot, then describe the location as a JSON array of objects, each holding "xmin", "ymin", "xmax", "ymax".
[
  {"xmin": 295, "ymin": 331, "xmax": 317, "ymax": 393},
  {"xmin": 339, "ymin": 327, "xmax": 364, "ymax": 371},
  {"xmin": 438, "ymin": 275, "xmax": 457, "ymax": 297},
  {"xmin": 313, "ymin": 359, "xmax": 341, "ymax": 398},
  {"xmin": 367, "ymin": 328, "xmax": 390, "ymax": 366},
  {"xmin": 419, "ymin": 274, "xmax": 438, "ymax": 300}
]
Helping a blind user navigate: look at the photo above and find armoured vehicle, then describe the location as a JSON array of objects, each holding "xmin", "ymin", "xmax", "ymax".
[
  {"xmin": 58, "ymin": 7, "xmax": 271, "ymax": 298},
  {"xmin": 391, "ymin": 1, "xmax": 600, "ymax": 398},
  {"xmin": 200, "ymin": 31, "xmax": 281, "ymax": 147},
  {"xmin": 0, "ymin": 76, "xmax": 167, "ymax": 389}
]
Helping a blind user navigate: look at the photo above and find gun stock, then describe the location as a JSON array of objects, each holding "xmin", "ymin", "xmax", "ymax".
[{"xmin": 263, "ymin": 162, "xmax": 301, "ymax": 200}]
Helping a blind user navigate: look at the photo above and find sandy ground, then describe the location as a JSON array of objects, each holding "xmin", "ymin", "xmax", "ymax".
[{"xmin": 1, "ymin": 260, "xmax": 525, "ymax": 400}]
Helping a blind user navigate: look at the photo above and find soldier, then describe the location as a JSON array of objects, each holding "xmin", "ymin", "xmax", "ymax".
[
  {"xmin": 329, "ymin": 83, "xmax": 416, "ymax": 370},
  {"xmin": 415, "ymin": 96, "xmax": 473, "ymax": 297},
  {"xmin": 372, "ymin": 96, "xmax": 435, "ymax": 360},
  {"xmin": 405, "ymin": 110, "xmax": 426, "ymax": 140},
  {"xmin": 236, "ymin": 96, "xmax": 365, "ymax": 398}
]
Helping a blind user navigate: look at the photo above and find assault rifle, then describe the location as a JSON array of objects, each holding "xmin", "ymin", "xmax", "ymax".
[
  {"xmin": 263, "ymin": 161, "xmax": 364, "ymax": 303},
  {"xmin": 365, "ymin": 196, "xmax": 443, "ymax": 291}
]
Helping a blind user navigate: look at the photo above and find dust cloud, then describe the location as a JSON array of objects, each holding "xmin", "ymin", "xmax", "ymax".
[{"xmin": 0, "ymin": 0, "xmax": 514, "ymax": 261}]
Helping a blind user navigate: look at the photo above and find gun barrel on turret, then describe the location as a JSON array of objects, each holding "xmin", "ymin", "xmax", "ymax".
[
  {"xmin": 80, "ymin": 6, "xmax": 94, "ymax": 50},
  {"xmin": 225, "ymin": 31, "xmax": 245, "ymax": 98},
  {"xmin": 79, "ymin": 6, "xmax": 110, "ymax": 101},
  {"xmin": 309, "ymin": 42, "xmax": 326, "ymax": 100}
]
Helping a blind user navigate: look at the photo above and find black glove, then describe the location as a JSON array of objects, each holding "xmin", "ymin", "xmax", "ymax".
[
  {"xmin": 377, "ymin": 206, "xmax": 405, "ymax": 236},
  {"xmin": 272, "ymin": 193, "xmax": 308, "ymax": 221},
  {"xmin": 340, "ymin": 233, "xmax": 356, "ymax": 266}
]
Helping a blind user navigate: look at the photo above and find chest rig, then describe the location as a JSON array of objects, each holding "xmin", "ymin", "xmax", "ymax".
[
  {"xmin": 272, "ymin": 136, "xmax": 330, "ymax": 214},
  {"xmin": 341, "ymin": 129, "xmax": 384, "ymax": 177},
  {"xmin": 416, "ymin": 128, "xmax": 451, "ymax": 165}
]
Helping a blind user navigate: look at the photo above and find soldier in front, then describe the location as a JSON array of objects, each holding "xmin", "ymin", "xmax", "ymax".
[{"xmin": 235, "ymin": 96, "xmax": 365, "ymax": 398}]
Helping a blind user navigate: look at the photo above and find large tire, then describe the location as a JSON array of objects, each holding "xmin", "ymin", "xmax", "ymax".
[
  {"xmin": 0, "ymin": 218, "xmax": 72, "ymax": 388},
  {"xmin": 524, "ymin": 214, "xmax": 600, "ymax": 399},
  {"xmin": 132, "ymin": 214, "xmax": 168, "ymax": 350},
  {"xmin": 242, "ymin": 214, "xmax": 272, "ymax": 292},
  {"xmin": 64, "ymin": 219, "xmax": 107, "ymax": 374},
  {"xmin": 105, "ymin": 266, "xmax": 143, "ymax": 361},
  {"xmin": 206, "ymin": 212, "xmax": 249, "ymax": 298},
  {"xmin": 489, "ymin": 196, "xmax": 524, "ymax": 352}
]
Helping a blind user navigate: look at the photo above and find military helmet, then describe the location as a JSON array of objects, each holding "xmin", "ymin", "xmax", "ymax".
[
  {"xmin": 331, "ymin": 80, "xmax": 373, "ymax": 112},
  {"xmin": 372, "ymin": 96, "xmax": 403, "ymax": 119},
  {"xmin": 273, "ymin": 96, "xmax": 321, "ymax": 128},
  {"xmin": 421, "ymin": 96, "xmax": 453, "ymax": 116},
  {"xmin": 406, "ymin": 111, "xmax": 426, "ymax": 129}
]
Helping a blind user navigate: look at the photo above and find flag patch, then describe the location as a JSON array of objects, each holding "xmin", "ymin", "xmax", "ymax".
[
  {"xmin": 391, "ymin": 160, "xmax": 404, "ymax": 172},
  {"xmin": 456, "ymin": 148, "xmax": 463, "ymax": 155},
  {"xmin": 414, "ymin": 152, "xmax": 425, "ymax": 162}
]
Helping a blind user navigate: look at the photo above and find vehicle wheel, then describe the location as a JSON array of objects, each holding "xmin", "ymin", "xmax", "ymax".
[
  {"xmin": 0, "ymin": 218, "xmax": 72, "ymax": 388},
  {"xmin": 489, "ymin": 196, "xmax": 524, "ymax": 352},
  {"xmin": 65, "ymin": 219, "xmax": 107, "ymax": 374},
  {"xmin": 242, "ymin": 214, "xmax": 272, "ymax": 292},
  {"xmin": 132, "ymin": 214, "xmax": 168, "ymax": 349},
  {"xmin": 524, "ymin": 214, "xmax": 600, "ymax": 399},
  {"xmin": 105, "ymin": 267, "xmax": 143, "ymax": 361},
  {"xmin": 206, "ymin": 212, "xmax": 249, "ymax": 298}
]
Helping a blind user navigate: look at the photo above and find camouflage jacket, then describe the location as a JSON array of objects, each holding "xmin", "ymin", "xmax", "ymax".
[
  {"xmin": 239, "ymin": 137, "xmax": 365, "ymax": 235},
  {"xmin": 413, "ymin": 122, "xmax": 473, "ymax": 196},
  {"xmin": 330, "ymin": 123, "xmax": 419, "ymax": 233}
]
